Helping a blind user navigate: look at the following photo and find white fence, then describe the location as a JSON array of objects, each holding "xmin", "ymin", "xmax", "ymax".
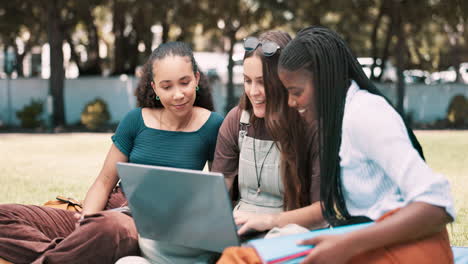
[{"xmin": 0, "ymin": 77, "xmax": 467, "ymax": 126}]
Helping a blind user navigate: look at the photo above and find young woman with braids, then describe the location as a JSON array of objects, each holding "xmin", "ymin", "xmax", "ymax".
[
  {"xmin": 212, "ymin": 30, "xmax": 324, "ymax": 244},
  {"xmin": 0, "ymin": 41, "xmax": 223, "ymax": 264},
  {"xmin": 217, "ymin": 26, "xmax": 455, "ymax": 264}
]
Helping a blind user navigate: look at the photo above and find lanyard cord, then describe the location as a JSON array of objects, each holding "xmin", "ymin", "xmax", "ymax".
[{"xmin": 252, "ymin": 135, "xmax": 275, "ymax": 194}]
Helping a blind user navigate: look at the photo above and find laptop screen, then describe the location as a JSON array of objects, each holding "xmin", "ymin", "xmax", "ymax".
[{"xmin": 116, "ymin": 162, "xmax": 241, "ymax": 253}]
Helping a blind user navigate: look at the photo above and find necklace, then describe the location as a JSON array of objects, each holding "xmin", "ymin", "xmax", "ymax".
[
  {"xmin": 252, "ymin": 136, "xmax": 274, "ymax": 195},
  {"xmin": 159, "ymin": 109, "xmax": 193, "ymax": 131}
]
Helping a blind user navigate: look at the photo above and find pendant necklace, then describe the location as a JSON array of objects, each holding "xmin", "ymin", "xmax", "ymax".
[{"xmin": 252, "ymin": 133, "xmax": 274, "ymax": 195}]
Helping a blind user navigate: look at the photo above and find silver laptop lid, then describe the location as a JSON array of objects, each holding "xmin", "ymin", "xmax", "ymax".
[{"xmin": 116, "ymin": 162, "xmax": 240, "ymax": 253}]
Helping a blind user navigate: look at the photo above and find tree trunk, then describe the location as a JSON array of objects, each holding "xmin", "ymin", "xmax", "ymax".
[
  {"xmin": 394, "ymin": 4, "xmax": 406, "ymax": 118},
  {"xmin": 370, "ymin": 0, "xmax": 385, "ymax": 80},
  {"xmin": 85, "ymin": 9, "xmax": 102, "ymax": 75},
  {"xmin": 112, "ymin": 0, "xmax": 126, "ymax": 75},
  {"xmin": 13, "ymin": 43, "xmax": 23, "ymax": 77},
  {"xmin": 225, "ymin": 28, "xmax": 237, "ymax": 113},
  {"xmin": 161, "ymin": 14, "xmax": 170, "ymax": 44},
  {"xmin": 126, "ymin": 31, "xmax": 139, "ymax": 74},
  {"xmin": 451, "ymin": 41, "xmax": 462, "ymax": 82},
  {"xmin": 134, "ymin": 7, "xmax": 153, "ymax": 57},
  {"xmin": 377, "ymin": 13, "xmax": 395, "ymax": 81},
  {"xmin": 46, "ymin": 0, "xmax": 66, "ymax": 127},
  {"xmin": 65, "ymin": 33, "xmax": 83, "ymax": 74}
]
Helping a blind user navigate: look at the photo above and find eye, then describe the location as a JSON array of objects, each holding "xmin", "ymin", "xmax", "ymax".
[
  {"xmin": 291, "ymin": 90, "xmax": 302, "ymax": 96},
  {"xmin": 244, "ymin": 78, "xmax": 252, "ymax": 84},
  {"xmin": 288, "ymin": 87, "xmax": 302, "ymax": 97},
  {"xmin": 161, "ymin": 86, "xmax": 171, "ymax": 90}
]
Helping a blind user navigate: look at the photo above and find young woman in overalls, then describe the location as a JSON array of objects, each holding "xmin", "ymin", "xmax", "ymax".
[{"xmin": 212, "ymin": 30, "xmax": 325, "ymax": 240}]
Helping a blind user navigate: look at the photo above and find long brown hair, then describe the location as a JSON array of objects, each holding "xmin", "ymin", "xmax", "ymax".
[{"xmin": 241, "ymin": 30, "xmax": 315, "ymax": 210}]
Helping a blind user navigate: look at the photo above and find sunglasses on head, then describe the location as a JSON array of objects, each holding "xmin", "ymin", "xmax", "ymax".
[{"xmin": 243, "ymin": 36, "xmax": 281, "ymax": 57}]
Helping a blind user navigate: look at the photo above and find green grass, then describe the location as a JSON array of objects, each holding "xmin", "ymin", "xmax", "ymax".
[
  {"xmin": 0, "ymin": 133, "xmax": 110, "ymax": 205},
  {"xmin": 414, "ymin": 130, "xmax": 468, "ymax": 246},
  {"xmin": 0, "ymin": 131, "xmax": 466, "ymax": 246}
]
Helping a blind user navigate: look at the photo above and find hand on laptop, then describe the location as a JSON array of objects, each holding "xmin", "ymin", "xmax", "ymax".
[{"xmin": 234, "ymin": 211, "xmax": 278, "ymax": 235}]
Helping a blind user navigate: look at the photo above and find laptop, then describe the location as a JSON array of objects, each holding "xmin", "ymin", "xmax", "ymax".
[{"xmin": 116, "ymin": 162, "xmax": 262, "ymax": 253}]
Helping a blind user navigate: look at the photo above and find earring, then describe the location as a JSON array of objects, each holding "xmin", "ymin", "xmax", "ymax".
[
  {"xmin": 196, "ymin": 86, "xmax": 200, "ymax": 91},
  {"xmin": 155, "ymin": 95, "xmax": 160, "ymax": 101}
]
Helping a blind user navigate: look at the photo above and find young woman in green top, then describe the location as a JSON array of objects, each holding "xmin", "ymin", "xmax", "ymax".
[{"xmin": 0, "ymin": 41, "xmax": 223, "ymax": 264}]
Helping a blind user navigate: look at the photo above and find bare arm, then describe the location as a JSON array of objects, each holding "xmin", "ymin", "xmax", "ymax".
[
  {"xmin": 300, "ymin": 202, "xmax": 451, "ymax": 264},
  {"xmin": 236, "ymin": 202, "xmax": 326, "ymax": 235},
  {"xmin": 224, "ymin": 176, "xmax": 235, "ymax": 191},
  {"xmin": 81, "ymin": 144, "xmax": 128, "ymax": 215},
  {"xmin": 274, "ymin": 202, "xmax": 326, "ymax": 229},
  {"xmin": 211, "ymin": 108, "xmax": 241, "ymax": 192},
  {"xmin": 344, "ymin": 202, "xmax": 450, "ymax": 256}
]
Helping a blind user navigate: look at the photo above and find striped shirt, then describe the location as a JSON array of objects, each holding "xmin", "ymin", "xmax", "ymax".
[
  {"xmin": 340, "ymin": 82, "xmax": 455, "ymax": 220},
  {"xmin": 112, "ymin": 108, "xmax": 224, "ymax": 170}
]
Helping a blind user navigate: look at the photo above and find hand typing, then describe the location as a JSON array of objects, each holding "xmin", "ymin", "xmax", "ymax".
[{"xmin": 234, "ymin": 211, "xmax": 277, "ymax": 235}]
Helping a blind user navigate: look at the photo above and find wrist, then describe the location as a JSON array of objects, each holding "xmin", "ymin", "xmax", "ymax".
[
  {"xmin": 269, "ymin": 213, "xmax": 281, "ymax": 229},
  {"xmin": 341, "ymin": 233, "xmax": 368, "ymax": 257}
]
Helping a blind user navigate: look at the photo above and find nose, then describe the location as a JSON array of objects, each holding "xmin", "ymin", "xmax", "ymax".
[
  {"xmin": 250, "ymin": 82, "xmax": 261, "ymax": 96},
  {"xmin": 288, "ymin": 96, "xmax": 297, "ymax": 108},
  {"xmin": 173, "ymin": 87, "xmax": 184, "ymax": 100}
]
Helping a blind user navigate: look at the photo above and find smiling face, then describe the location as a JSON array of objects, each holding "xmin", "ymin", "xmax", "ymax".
[
  {"xmin": 278, "ymin": 67, "xmax": 317, "ymax": 124},
  {"xmin": 243, "ymin": 55, "xmax": 266, "ymax": 118},
  {"xmin": 151, "ymin": 55, "xmax": 199, "ymax": 116}
]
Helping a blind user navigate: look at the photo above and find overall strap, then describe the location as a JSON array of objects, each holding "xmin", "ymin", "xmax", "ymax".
[{"xmin": 238, "ymin": 110, "xmax": 250, "ymax": 149}]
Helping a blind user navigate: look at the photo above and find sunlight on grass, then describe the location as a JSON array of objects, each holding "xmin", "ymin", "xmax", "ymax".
[
  {"xmin": 0, "ymin": 131, "xmax": 466, "ymax": 246},
  {"xmin": 415, "ymin": 130, "xmax": 468, "ymax": 246},
  {"xmin": 0, "ymin": 133, "xmax": 111, "ymax": 205}
]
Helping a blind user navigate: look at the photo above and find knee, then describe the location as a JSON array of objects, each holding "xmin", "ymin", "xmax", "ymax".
[
  {"xmin": 0, "ymin": 204, "xmax": 27, "ymax": 220},
  {"xmin": 115, "ymin": 256, "xmax": 151, "ymax": 264},
  {"xmin": 80, "ymin": 211, "xmax": 138, "ymax": 241},
  {"xmin": 0, "ymin": 204, "xmax": 20, "ymax": 215}
]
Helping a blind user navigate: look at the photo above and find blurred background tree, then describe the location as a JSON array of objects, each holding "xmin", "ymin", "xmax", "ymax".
[{"xmin": 1, "ymin": 0, "xmax": 467, "ymax": 123}]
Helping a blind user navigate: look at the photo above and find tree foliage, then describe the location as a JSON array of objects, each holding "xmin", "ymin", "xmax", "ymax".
[{"xmin": 1, "ymin": 0, "xmax": 467, "ymax": 124}]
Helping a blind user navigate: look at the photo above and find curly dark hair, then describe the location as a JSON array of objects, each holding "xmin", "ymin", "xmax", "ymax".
[{"xmin": 135, "ymin": 41, "xmax": 214, "ymax": 111}]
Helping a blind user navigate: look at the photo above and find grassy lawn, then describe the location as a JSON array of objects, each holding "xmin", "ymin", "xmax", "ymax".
[
  {"xmin": 414, "ymin": 130, "xmax": 468, "ymax": 246},
  {"xmin": 0, "ymin": 133, "xmax": 110, "ymax": 205},
  {"xmin": 0, "ymin": 131, "xmax": 467, "ymax": 246}
]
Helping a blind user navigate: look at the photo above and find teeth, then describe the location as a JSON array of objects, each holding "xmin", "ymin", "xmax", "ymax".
[
  {"xmin": 298, "ymin": 108, "xmax": 307, "ymax": 113},
  {"xmin": 254, "ymin": 101, "xmax": 265, "ymax": 104}
]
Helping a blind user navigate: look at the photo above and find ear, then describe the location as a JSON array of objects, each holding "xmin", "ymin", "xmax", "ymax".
[
  {"xmin": 151, "ymin": 81, "xmax": 157, "ymax": 93},
  {"xmin": 195, "ymin": 71, "xmax": 200, "ymax": 86}
]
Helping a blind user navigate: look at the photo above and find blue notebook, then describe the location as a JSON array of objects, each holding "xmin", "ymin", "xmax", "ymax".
[{"xmin": 248, "ymin": 222, "xmax": 373, "ymax": 264}]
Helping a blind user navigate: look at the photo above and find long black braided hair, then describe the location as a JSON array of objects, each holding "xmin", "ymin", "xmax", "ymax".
[{"xmin": 278, "ymin": 26, "xmax": 424, "ymax": 227}]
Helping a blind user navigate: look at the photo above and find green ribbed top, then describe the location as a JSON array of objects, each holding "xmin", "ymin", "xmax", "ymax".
[{"xmin": 112, "ymin": 108, "xmax": 224, "ymax": 170}]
